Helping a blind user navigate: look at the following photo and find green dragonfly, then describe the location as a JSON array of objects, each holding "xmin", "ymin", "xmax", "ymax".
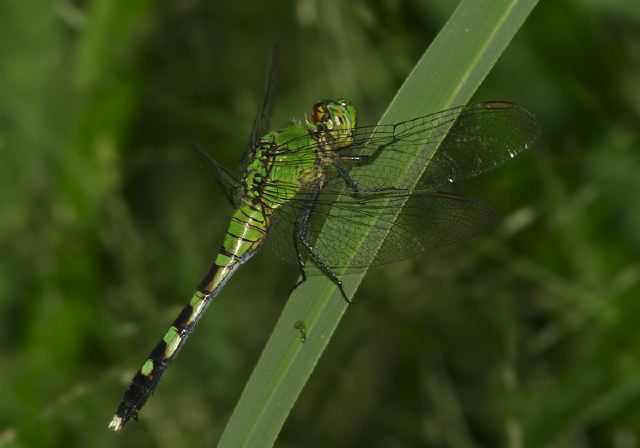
[{"xmin": 109, "ymin": 58, "xmax": 539, "ymax": 432}]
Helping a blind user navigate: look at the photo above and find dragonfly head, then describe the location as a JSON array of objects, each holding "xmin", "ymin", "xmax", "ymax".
[{"xmin": 308, "ymin": 99, "xmax": 357, "ymax": 148}]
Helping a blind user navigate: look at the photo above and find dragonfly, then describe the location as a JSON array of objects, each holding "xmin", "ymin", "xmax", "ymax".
[{"xmin": 109, "ymin": 53, "xmax": 539, "ymax": 431}]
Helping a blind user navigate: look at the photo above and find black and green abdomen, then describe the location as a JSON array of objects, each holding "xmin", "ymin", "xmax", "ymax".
[{"xmin": 110, "ymin": 202, "xmax": 270, "ymax": 430}]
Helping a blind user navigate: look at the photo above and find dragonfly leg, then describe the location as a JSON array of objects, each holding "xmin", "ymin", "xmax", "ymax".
[
  {"xmin": 336, "ymin": 161, "xmax": 402, "ymax": 197},
  {"xmin": 288, "ymin": 230, "xmax": 308, "ymax": 295},
  {"xmin": 302, "ymin": 239, "xmax": 352, "ymax": 304},
  {"xmin": 338, "ymin": 137, "xmax": 397, "ymax": 165},
  {"xmin": 336, "ymin": 163, "xmax": 362, "ymax": 193},
  {"xmin": 292, "ymin": 189, "xmax": 352, "ymax": 304}
]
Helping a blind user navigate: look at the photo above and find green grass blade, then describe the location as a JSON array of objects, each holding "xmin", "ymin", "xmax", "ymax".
[{"xmin": 218, "ymin": 1, "xmax": 538, "ymax": 446}]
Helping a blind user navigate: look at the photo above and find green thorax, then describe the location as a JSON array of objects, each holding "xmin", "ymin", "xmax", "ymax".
[
  {"xmin": 242, "ymin": 98, "xmax": 358, "ymax": 212},
  {"xmin": 247, "ymin": 124, "xmax": 315, "ymax": 210}
]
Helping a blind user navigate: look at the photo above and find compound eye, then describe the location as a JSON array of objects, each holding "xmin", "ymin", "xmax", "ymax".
[
  {"xmin": 311, "ymin": 103, "xmax": 328, "ymax": 123},
  {"xmin": 317, "ymin": 123, "xmax": 325, "ymax": 132}
]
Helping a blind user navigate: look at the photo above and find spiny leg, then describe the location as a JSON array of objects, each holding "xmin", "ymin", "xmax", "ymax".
[
  {"xmin": 290, "ymin": 188, "xmax": 352, "ymax": 304},
  {"xmin": 338, "ymin": 136, "xmax": 398, "ymax": 165},
  {"xmin": 289, "ymin": 222, "xmax": 308, "ymax": 296},
  {"xmin": 289, "ymin": 189, "xmax": 315, "ymax": 295},
  {"xmin": 301, "ymin": 236, "xmax": 352, "ymax": 304},
  {"xmin": 335, "ymin": 161, "xmax": 402, "ymax": 197},
  {"xmin": 335, "ymin": 163, "xmax": 361, "ymax": 193}
]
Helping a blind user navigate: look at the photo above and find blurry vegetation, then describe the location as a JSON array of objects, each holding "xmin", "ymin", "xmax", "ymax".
[{"xmin": 0, "ymin": 0, "xmax": 639, "ymax": 447}]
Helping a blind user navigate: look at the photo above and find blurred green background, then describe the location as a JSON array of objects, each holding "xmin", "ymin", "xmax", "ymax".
[{"xmin": 1, "ymin": 0, "xmax": 640, "ymax": 446}]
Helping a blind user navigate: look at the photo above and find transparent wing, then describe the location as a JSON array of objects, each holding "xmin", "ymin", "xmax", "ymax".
[
  {"xmin": 414, "ymin": 101, "xmax": 539, "ymax": 189},
  {"xmin": 192, "ymin": 142, "xmax": 241, "ymax": 208},
  {"xmin": 265, "ymin": 188, "xmax": 500, "ymax": 271},
  {"xmin": 192, "ymin": 46, "xmax": 279, "ymax": 207},
  {"xmin": 242, "ymin": 43, "xmax": 279, "ymax": 169},
  {"xmin": 270, "ymin": 101, "xmax": 539, "ymax": 191}
]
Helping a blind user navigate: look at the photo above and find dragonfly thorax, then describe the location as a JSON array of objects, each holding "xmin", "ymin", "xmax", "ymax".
[{"xmin": 245, "ymin": 124, "xmax": 321, "ymax": 209}]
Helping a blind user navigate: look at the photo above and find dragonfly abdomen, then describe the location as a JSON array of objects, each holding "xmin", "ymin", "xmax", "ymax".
[
  {"xmin": 201, "ymin": 201, "xmax": 269, "ymax": 289},
  {"xmin": 110, "ymin": 289, "xmax": 213, "ymax": 430},
  {"xmin": 110, "ymin": 201, "xmax": 269, "ymax": 431}
]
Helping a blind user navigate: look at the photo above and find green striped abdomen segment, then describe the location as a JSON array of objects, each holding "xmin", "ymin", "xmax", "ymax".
[
  {"xmin": 201, "ymin": 202, "xmax": 269, "ymax": 291},
  {"xmin": 109, "ymin": 202, "xmax": 268, "ymax": 431}
]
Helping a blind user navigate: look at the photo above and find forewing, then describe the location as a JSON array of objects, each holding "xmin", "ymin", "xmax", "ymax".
[
  {"xmin": 242, "ymin": 44, "xmax": 279, "ymax": 168},
  {"xmin": 270, "ymin": 102, "xmax": 539, "ymax": 191},
  {"xmin": 265, "ymin": 188, "xmax": 500, "ymax": 272},
  {"xmin": 416, "ymin": 102, "xmax": 540, "ymax": 189}
]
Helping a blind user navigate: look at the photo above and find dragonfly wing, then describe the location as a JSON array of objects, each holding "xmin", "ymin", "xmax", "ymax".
[
  {"xmin": 242, "ymin": 43, "xmax": 279, "ymax": 168},
  {"xmin": 277, "ymin": 102, "xmax": 539, "ymax": 191},
  {"xmin": 416, "ymin": 102, "xmax": 540, "ymax": 189},
  {"xmin": 266, "ymin": 188, "xmax": 499, "ymax": 271},
  {"xmin": 192, "ymin": 142, "xmax": 241, "ymax": 208}
]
